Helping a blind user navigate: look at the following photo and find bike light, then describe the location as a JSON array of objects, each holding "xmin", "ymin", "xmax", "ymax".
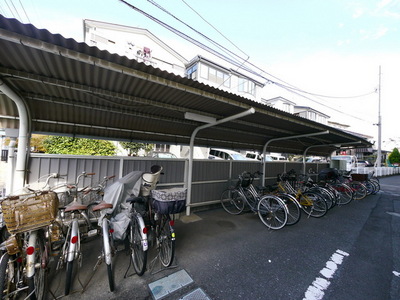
[
  {"xmin": 143, "ymin": 227, "xmax": 148, "ymax": 234},
  {"xmin": 169, "ymin": 220, "xmax": 175, "ymax": 226},
  {"xmin": 26, "ymin": 246, "xmax": 35, "ymax": 255},
  {"xmin": 109, "ymin": 228, "xmax": 114, "ymax": 234},
  {"xmin": 71, "ymin": 236, "xmax": 78, "ymax": 244}
]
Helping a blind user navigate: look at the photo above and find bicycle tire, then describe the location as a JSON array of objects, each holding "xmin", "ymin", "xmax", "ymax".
[
  {"xmin": 257, "ymin": 195, "xmax": 287, "ymax": 230},
  {"xmin": 330, "ymin": 183, "xmax": 353, "ymax": 205},
  {"xmin": 349, "ymin": 181, "xmax": 367, "ymax": 200},
  {"xmin": 364, "ymin": 180, "xmax": 375, "ymax": 195},
  {"xmin": 107, "ymin": 264, "xmax": 114, "ymax": 292},
  {"xmin": 220, "ymin": 189, "xmax": 245, "ymax": 215},
  {"xmin": 0, "ymin": 252, "xmax": 9, "ymax": 298},
  {"xmin": 129, "ymin": 214, "xmax": 147, "ymax": 276},
  {"xmin": 310, "ymin": 187, "xmax": 334, "ymax": 210},
  {"xmin": 300, "ymin": 192, "xmax": 328, "ymax": 218},
  {"xmin": 102, "ymin": 219, "xmax": 115, "ymax": 292},
  {"xmin": 371, "ymin": 179, "xmax": 380, "ymax": 193},
  {"xmin": 65, "ymin": 260, "xmax": 74, "ymax": 295},
  {"xmin": 27, "ymin": 230, "xmax": 47, "ymax": 300},
  {"xmin": 276, "ymin": 193, "xmax": 301, "ymax": 226},
  {"xmin": 158, "ymin": 214, "xmax": 175, "ymax": 267}
]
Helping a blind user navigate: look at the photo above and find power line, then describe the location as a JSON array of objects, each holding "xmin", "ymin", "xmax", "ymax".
[
  {"xmin": 180, "ymin": 0, "xmax": 249, "ymax": 59},
  {"xmin": 118, "ymin": 0, "xmax": 377, "ymax": 124},
  {"xmin": 18, "ymin": 0, "xmax": 31, "ymax": 23}
]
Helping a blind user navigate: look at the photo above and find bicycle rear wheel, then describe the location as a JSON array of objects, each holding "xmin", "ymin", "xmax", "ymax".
[
  {"xmin": 129, "ymin": 213, "xmax": 147, "ymax": 276},
  {"xmin": 349, "ymin": 181, "xmax": 367, "ymax": 200},
  {"xmin": 300, "ymin": 192, "xmax": 328, "ymax": 218},
  {"xmin": 158, "ymin": 214, "xmax": 175, "ymax": 268},
  {"xmin": 0, "ymin": 252, "xmax": 9, "ymax": 298},
  {"xmin": 220, "ymin": 189, "xmax": 245, "ymax": 215},
  {"xmin": 257, "ymin": 195, "xmax": 287, "ymax": 230}
]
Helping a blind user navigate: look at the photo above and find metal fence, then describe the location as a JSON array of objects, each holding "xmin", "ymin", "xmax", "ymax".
[{"xmin": 24, "ymin": 154, "xmax": 330, "ymax": 211}]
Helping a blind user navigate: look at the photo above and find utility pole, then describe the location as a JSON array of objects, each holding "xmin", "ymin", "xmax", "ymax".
[{"xmin": 376, "ymin": 66, "xmax": 382, "ymax": 168}]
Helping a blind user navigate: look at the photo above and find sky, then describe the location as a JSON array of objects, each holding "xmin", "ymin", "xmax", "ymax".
[{"xmin": 1, "ymin": 0, "xmax": 399, "ymax": 150}]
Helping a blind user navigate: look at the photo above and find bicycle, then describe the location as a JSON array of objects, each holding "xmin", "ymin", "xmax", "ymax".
[
  {"xmin": 0, "ymin": 173, "xmax": 60, "ymax": 299},
  {"xmin": 56, "ymin": 171, "xmax": 98, "ymax": 295},
  {"xmin": 126, "ymin": 165, "xmax": 183, "ymax": 275},
  {"xmin": 276, "ymin": 172, "xmax": 328, "ymax": 218},
  {"xmin": 86, "ymin": 175, "xmax": 116, "ymax": 292},
  {"xmin": 336, "ymin": 171, "xmax": 368, "ymax": 200},
  {"xmin": 220, "ymin": 171, "xmax": 288, "ymax": 230},
  {"xmin": 318, "ymin": 168, "xmax": 354, "ymax": 205},
  {"xmin": 241, "ymin": 171, "xmax": 302, "ymax": 226}
]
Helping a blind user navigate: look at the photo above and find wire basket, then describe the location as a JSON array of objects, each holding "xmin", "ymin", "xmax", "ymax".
[
  {"xmin": 151, "ymin": 188, "xmax": 187, "ymax": 215},
  {"xmin": 1, "ymin": 191, "xmax": 59, "ymax": 234}
]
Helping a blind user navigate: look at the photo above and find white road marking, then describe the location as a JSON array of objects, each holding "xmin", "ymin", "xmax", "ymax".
[{"xmin": 303, "ymin": 249, "xmax": 349, "ymax": 300}]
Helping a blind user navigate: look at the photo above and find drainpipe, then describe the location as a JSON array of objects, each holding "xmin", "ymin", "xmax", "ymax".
[
  {"xmin": 186, "ymin": 108, "xmax": 255, "ymax": 216},
  {"xmin": 0, "ymin": 79, "xmax": 30, "ymax": 192}
]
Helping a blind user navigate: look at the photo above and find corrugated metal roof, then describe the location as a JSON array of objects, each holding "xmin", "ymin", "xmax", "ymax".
[{"xmin": 0, "ymin": 15, "xmax": 371, "ymax": 156}]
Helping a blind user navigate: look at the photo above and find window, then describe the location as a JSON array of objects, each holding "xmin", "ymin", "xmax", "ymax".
[
  {"xmin": 282, "ymin": 103, "xmax": 290, "ymax": 113},
  {"xmin": 187, "ymin": 64, "xmax": 198, "ymax": 80},
  {"xmin": 199, "ymin": 65, "xmax": 230, "ymax": 87},
  {"xmin": 238, "ymin": 78, "xmax": 255, "ymax": 95}
]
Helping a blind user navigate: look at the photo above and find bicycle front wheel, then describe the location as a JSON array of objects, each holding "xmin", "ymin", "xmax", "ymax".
[
  {"xmin": 102, "ymin": 219, "xmax": 115, "ymax": 291},
  {"xmin": 27, "ymin": 230, "xmax": 46, "ymax": 300},
  {"xmin": 257, "ymin": 195, "xmax": 287, "ymax": 230},
  {"xmin": 129, "ymin": 213, "xmax": 147, "ymax": 276},
  {"xmin": 158, "ymin": 214, "xmax": 175, "ymax": 268},
  {"xmin": 220, "ymin": 189, "xmax": 245, "ymax": 215},
  {"xmin": 330, "ymin": 183, "xmax": 353, "ymax": 205}
]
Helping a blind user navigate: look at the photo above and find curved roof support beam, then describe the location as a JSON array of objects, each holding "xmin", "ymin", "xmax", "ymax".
[
  {"xmin": 262, "ymin": 131, "xmax": 330, "ymax": 184},
  {"xmin": 302, "ymin": 141, "xmax": 363, "ymax": 174},
  {"xmin": 0, "ymin": 78, "xmax": 30, "ymax": 192},
  {"xmin": 185, "ymin": 108, "xmax": 255, "ymax": 215}
]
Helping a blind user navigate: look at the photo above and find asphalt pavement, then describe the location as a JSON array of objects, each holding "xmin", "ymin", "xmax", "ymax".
[{"xmin": 46, "ymin": 175, "xmax": 400, "ymax": 300}]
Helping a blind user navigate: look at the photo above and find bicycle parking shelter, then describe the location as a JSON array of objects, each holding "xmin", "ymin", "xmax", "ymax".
[{"xmin": 0, "ymin": 15, "xmax": 371, "ymax": 213}]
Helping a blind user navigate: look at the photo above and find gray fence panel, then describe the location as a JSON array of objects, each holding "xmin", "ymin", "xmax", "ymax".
[
  {"xmin": 122, "ymin": 158, "xmax": 186, "ymax": 186},
  {"xmin": 27, "ymin": 155, "xmax": 329, "ymax": 211}
]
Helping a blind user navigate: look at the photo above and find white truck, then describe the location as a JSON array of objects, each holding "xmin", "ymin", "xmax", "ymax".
[{"xmin": 330, "ymin": 155, "xmax": 357, "ymax": 171}]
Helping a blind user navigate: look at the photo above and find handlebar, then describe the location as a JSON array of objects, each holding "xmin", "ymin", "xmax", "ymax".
[{"xmin": 75, "ymin": 172, "xmax": 95, "ymax": 186}]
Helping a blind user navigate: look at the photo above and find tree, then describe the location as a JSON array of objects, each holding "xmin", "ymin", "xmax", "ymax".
[
  {"xmin": 388, "ymin": 148, "xmax": 400, "ymax": 165},
  {"xmin": 43, "ymin": 136, "xmax": 116, "ymax": 156},
  {"xmin": 119, "ymin": 142, "xmax": 153, "ymax": 156}
]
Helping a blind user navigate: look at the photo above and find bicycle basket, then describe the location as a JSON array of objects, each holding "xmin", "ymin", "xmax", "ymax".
[
  {"xmin": 240, "ymin": 172, "xmax": 252, "ymax": 188},
  {"xmin": 151, "ymin": 188, "xmax": 186, "ymax": 214},
  {"xmin": 1, "ymin": 191, "xmax": 59, "ymax": 234},
  {"xmin": 351, "ymin": 174, "xmax": 368, "ymax": 181}
]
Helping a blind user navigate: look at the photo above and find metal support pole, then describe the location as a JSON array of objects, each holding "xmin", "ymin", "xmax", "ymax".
[
  {"xmin": 0, "ymin": 79, "xmax": 31, "ymax": 192},
  {"xmin": 186, "ymin": 108, "xmax": 255, "ymax": 216},
  {"xmin": 261, "ymin": 131, "xmax": 330, "ymax": 185}
]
